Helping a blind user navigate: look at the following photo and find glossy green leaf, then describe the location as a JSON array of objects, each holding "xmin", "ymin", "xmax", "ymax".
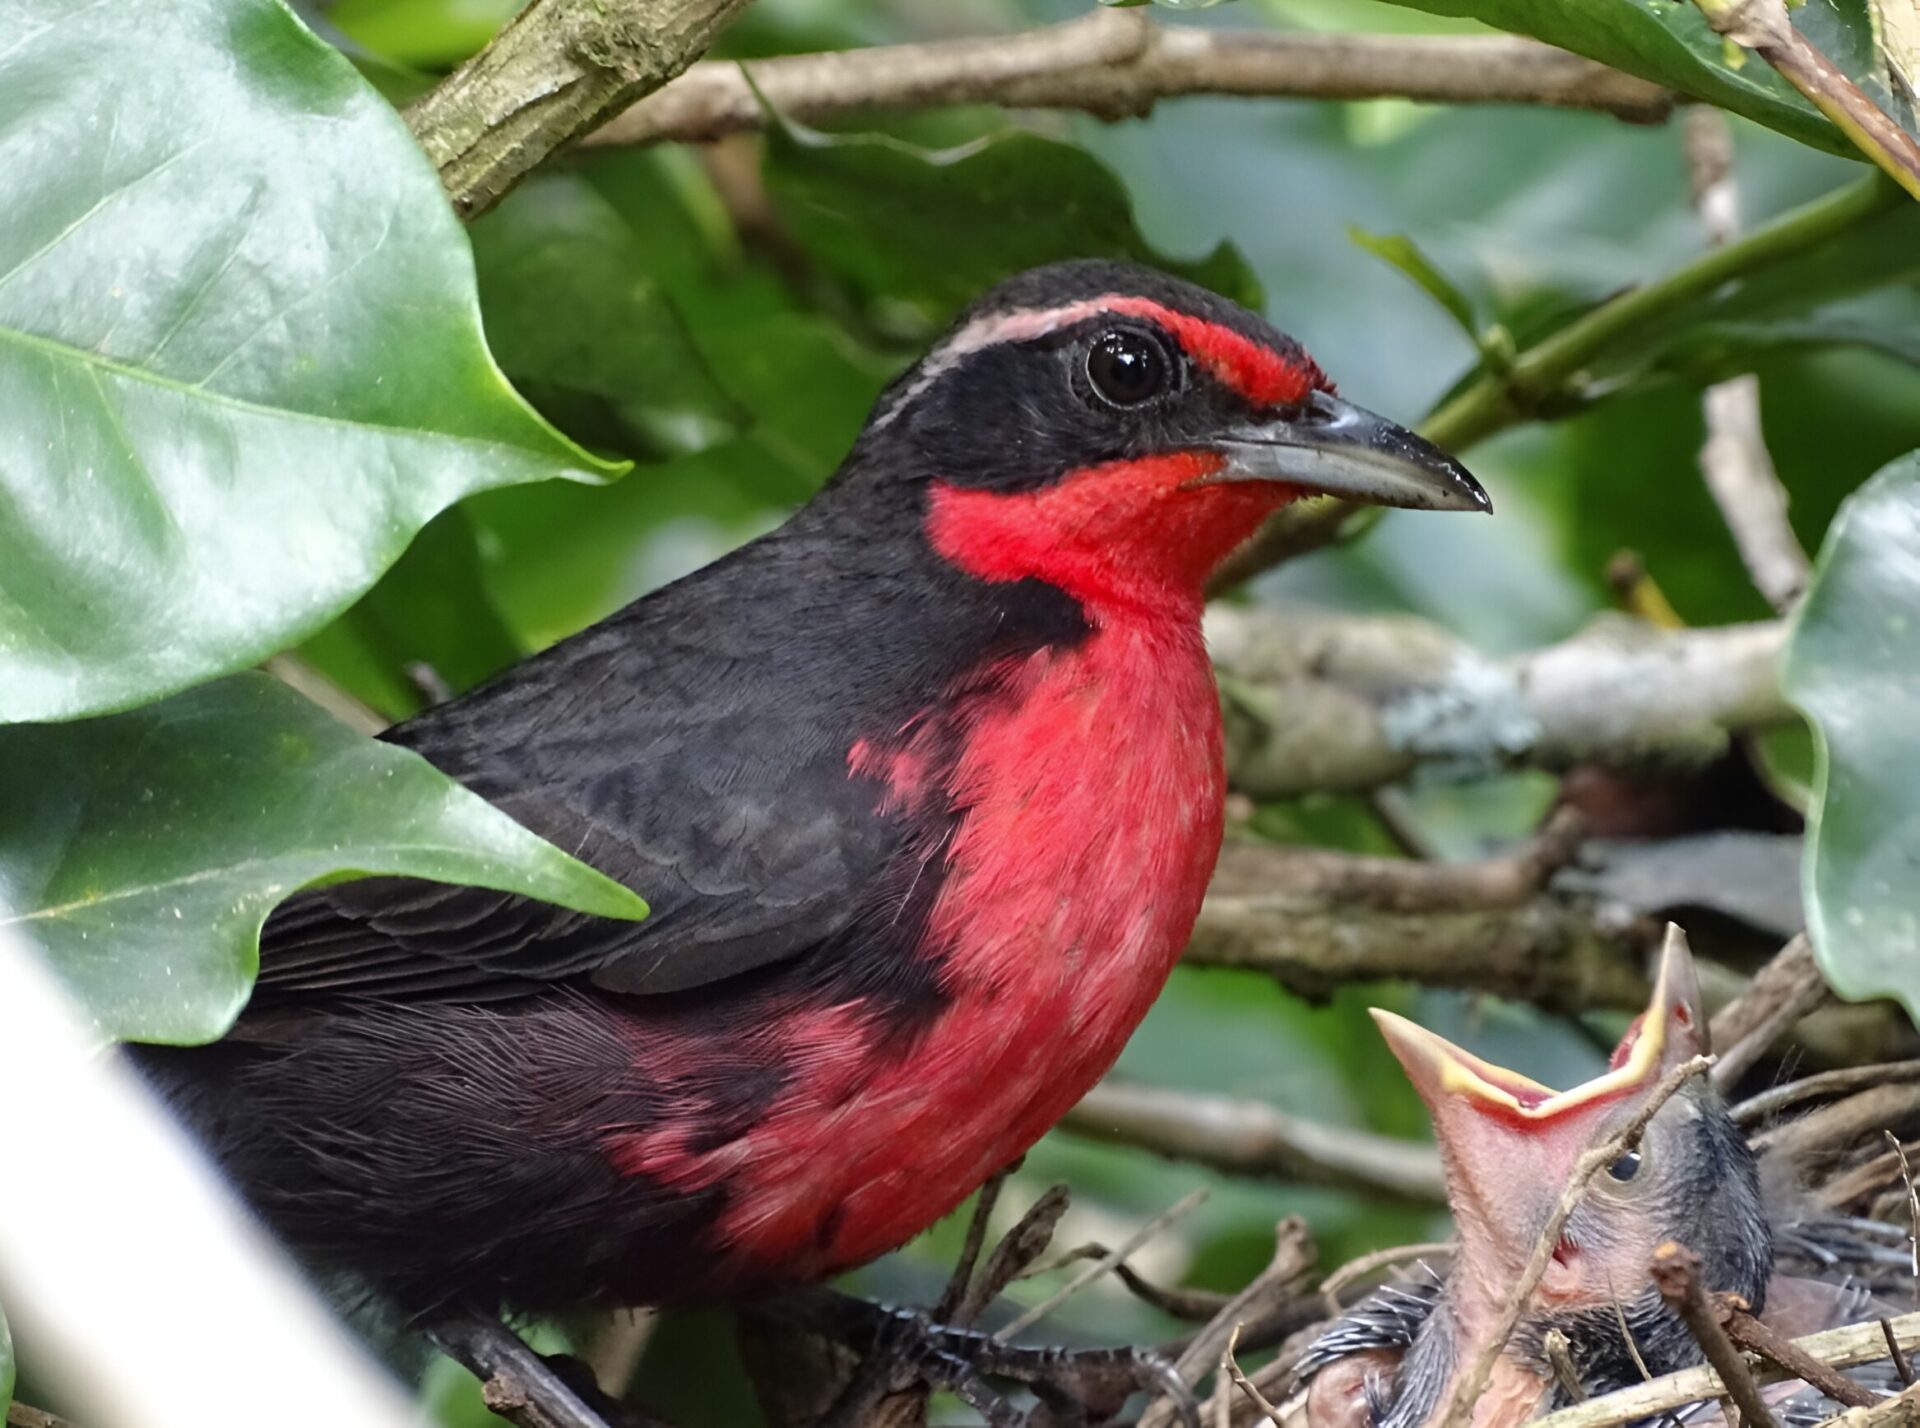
[
  {"xmin": 1375, "ymin": 0, "xmax": 1898, "ymax": 156},
  {"xmin": 1346, "ymin": 225, "xmax": 1480, "ymax": 343},
  {"xmin": 297, "ymin": 506, "xmax": 522, "ymax": 721},
  {"xmin": 764, "ymin": 120, "xmax": 1262, "ymax": 322},
  {"xmin": 0, "ymin": 0, "xmax": 619, "ymax": 724},
  {"xmin": 0, "ymin": 673, "xmax": 645, "ymax": 1044},
  {"xmin": 471, "ymin": 165, "xmax": 743, "ymax": 463},
  {"xmin": 1783, "ymin": 450, "xmax": 1920, "ymax": 1018}
]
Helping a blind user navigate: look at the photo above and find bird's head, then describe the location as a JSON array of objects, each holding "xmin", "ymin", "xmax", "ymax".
[
  {"xmin": 847, "ymin": 260, "xmax": 1489, "ymax": 617},
  {"xmin": 1371, "ymin": 925, "xmax": 1771, "ymax": 1387}
]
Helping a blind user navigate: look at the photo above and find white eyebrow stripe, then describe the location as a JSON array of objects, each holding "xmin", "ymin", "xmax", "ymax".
[{"xmin": 867, "ymin": 297, "xmax": 1120, "ymax": 431}]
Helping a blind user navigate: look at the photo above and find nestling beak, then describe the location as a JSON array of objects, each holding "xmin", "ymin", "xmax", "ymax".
[
  {"xmin": 1368, "ymin": 925, "xmax": 1708, "ymax": 1283},
  {"xmin": 1207, "ymin": 390, "xmax": 1491, "ymax": 513}
]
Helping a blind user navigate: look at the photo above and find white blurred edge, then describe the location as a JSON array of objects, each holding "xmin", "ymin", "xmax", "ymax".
[{"xmin": 0, "ymin": 918, "xmax": 423, "ymax": 1428}]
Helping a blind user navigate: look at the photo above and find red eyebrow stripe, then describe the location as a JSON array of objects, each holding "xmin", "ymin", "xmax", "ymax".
[{"xmin": 1103, "ymin": 295, "xmax": 1327, "ymax": 407}]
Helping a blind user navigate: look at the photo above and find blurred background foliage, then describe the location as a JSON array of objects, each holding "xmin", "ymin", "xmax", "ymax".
[
  {"xmin": 295, "ymin": 0, "xmax": 1920, "ymax": 1420},
  {"xmin": 5, "ymin": 0, "xmax": 1918, "ymax": 1419}
]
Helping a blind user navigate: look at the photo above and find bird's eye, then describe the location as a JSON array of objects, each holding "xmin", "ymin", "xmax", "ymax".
[
  {"xmin": 1085, "ymin": 330, "xmax": 1171, "ymax": 407},
  {"xmin": 1607, "ymin": 1150, "xmax": 1643, "ymax": 1183}
]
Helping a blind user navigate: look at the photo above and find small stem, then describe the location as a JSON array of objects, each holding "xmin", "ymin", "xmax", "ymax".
[
  {"xmin": 1423, "ymin": 172, "xmax": 1902, "ymax": 452},
  {"xmin": 1217, "ymin": 173, "xmax": 1900, "ymax": 587}
]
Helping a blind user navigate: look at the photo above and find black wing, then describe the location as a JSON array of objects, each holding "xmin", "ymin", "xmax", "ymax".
[{"xmin": 254, "ymin": 526, "xmax": 921, "ymax": 1006}]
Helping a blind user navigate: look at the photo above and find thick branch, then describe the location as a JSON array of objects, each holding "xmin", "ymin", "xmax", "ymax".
[
  {"xmin": 1190, "ymin": 838, "xmax": 1654, "ymax": 1015},
  {"xmin": 1210, "ymin": 606, "xmax": 1792, "ymax": 799},
  {"xmin": 589, "ymin": 11, "xmax": 1673, "ymax": 147},
  {"xmin": 404, "ymin": 0, "xmax": 752, "ymax": 219},
  {"xmin": 1062, "ymin": 1081, "xmax": 1446, "ymax": 1205}
]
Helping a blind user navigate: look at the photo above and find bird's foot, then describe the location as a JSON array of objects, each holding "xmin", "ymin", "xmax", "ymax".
[{"xmin": 785, "ymin": 1291, "xmax": 1199, "ymax": 1428}]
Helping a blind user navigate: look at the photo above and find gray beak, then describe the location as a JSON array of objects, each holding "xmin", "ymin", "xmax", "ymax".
[{"xmin": 1209, "ymin": 391, "xmax": 1491, "ymax": 513}]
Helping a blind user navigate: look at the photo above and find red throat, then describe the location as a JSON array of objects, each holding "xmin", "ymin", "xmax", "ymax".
[{"xmin": 923, "ymin": 452, "xmax": 1299, "ymax": 620}]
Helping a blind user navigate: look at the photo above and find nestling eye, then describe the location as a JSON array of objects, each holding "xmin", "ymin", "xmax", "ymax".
[
  {"xmin": 1086, "ymin": 330, "xmax": 1171, "ymax": 407},
  {"xmin": 1607, "ymin": 1149, "xmax": 1643, "ymax": 1182}
]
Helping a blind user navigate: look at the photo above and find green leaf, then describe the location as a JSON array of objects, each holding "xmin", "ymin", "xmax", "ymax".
[
  {"xmin": 763, "ymin": 120, "xmax": 1262, "ymax": 322},
  {"xmin": 0, "ymin": 0, "xmax": 620, "ymax": 724},
  {"xmin": 1783, "ymin": 450, "xmax": 1920, "ymax": 1018},
  {"xmin": 1375, "ymin": 0, "xmax": 1895, "ymax": 155},
  {"xmin": 471, "ymin": 164, "xmax": 744, "ymax": 463},
  {"xmin": 297, "ymin": 506, "xmax": 523, "ymax": 722},
  {"xmin": 0, "ymin": 673, "xmax": 645, "ymax": 1044},
  {"xmin": 1346, "ymin": 226, "xmax": 1481, "ymax": 344}
]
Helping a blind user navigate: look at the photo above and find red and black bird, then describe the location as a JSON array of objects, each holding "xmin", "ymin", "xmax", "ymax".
[{"xmin": 149, "ymin": 261, "xmax": 1488, "ymax": 1319}]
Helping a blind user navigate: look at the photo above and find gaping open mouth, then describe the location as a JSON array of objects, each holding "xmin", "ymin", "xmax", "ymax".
[{"xmin": 1370, "ymin": 923, "xmax": 1702, "ymax": 1131}]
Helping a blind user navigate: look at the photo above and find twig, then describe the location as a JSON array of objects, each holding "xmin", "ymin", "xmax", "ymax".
[
  {"xmin": 1710, "ymin": 934, "xmax": 1830, "ymax": 1090},
  {"xmin": 1650, "ymin": 1244, "xmax": 1779, "ymax": 1428},
  {"xmin": 1888, "ymin": 1132, "xmax": 1920, "ymax": 1280},
  {"xmin": 1683, "ymin": 108, "xmax": 1811, "ymax": 614},
  {"xmin": 1144, "ymin": 1220, "xmax": 1318, "ymax": 1428},
  {"xmin": 1210, "ymin": 605, "xmax": 1793, "ymax": 799},
  {"xmin": 1532, "ymin": 1310, "xmax": 1920, "ymax": 1428},
  {"xmin": 584, "ymin": 1311, "xmax": 656, "ymax": 1400},
  {"xmin": 1022, "ymin": 1243, "xmax": 1232, "ymax": 1321},
  {"xmin": 1723, "ymin": 1299, "xmax": 1877, "ymax": 1408},
  {"xmin": 262, "ymin": 654, "xmax": 388, "ymax": 735},
  {"xmin": 1734, "ymin": 1061, "xmax": 1920, "ymax": 1128},
  {"xmin": 994, "ymin": 1188, "xmax": 1207, "ymax": 1341},
  {"xmin": 1751, "ymin": 1082, "xmax": 1920, "ymax": 1161},
  {"xmin": 403, "ymin": 0, "xmax": 752, "ymax": 219},
  {"xmin": 1546, "ymin": 1329, "xmax": 1589, "ymax": 1402},
  {"xmin": 1216, "ymin": 173, "xmax": 1902, "ymax": 585},
  {"xmin": 7, "ymin": 1407, "xmax": 82, "ymax": 1428},
  {"xmin": 938, "ymin": 1167, "xmax": 1010, "ymax": 1322},
  {"xmin": 590, "ymin": 12, "xmax": 1673, "ymax": 147},
  {"xmin": 1884, "ymin": 1320, "xmax": 1915, "ymax": 1386},
  {"xmin": 959, "ymin": 1183, "xmax": 1071, "ymax": 1326},
  {"xmin": 1062, "ymin": 1082, "xmax": 1446, "ymax": 1204},
  {"xmin": 1221, "ymin": 1326, "xmax": 1287, "ymax": 1428},
  {"xmin": 1693, "ymin": 0, "xmax": 1920, "ymax": 201},
  {"xmin": 1431, "ymin": 1055, "xmax": 1714, "ymax": 1428},
  {"xmin": 1829, "ymin": 1382, "xmax": 1920, "ymax": 1428}
]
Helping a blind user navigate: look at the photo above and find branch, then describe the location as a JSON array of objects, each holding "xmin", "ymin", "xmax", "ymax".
[
  {"xmin": 1694, "ymin": 0, "xmax": 1920, "ymax": 201},
  {"xmin": 1210, "ymin": 606, "xmax": 1792, "ymax": 798},
  {"xmin": 1649, "ymin": 1243, "xmax": 1779, "ymax": 1428},
  {"xmin": 588, "ymin": 11, "xmax": 1673, "ymax": 147},
  {"xmin": 1684, "ymin": 108, "xmax": 1811, "ymax": 613},
  {"xmin": 1724, "ymin": 1300, "xmax": 1878, "ymax": 1409},
  {"xmin": 1189, "ymin": 837, "xmax": 1655, "ymax": 1015},
  {"xmin": 1432, "ymin": 1055, "xmax": 1714, "ymax": 1428},
  {"xmin": 1531, "ymin": 1310, "xmax": 1920, "ymax": 1428},
  {"xmin": 1140, "ymin": 1222, "xmax": 1319, "ymax": 1428},
  {"xmin": 1708, "ymin": 933, "xmax": 1830, "ymax": 1089},
  {"xmin": 1062, "ymin": 1081, "xmax": 1446, "ymax": 1205},
  {"xmin": 403, "ymin": 0, "xmax": 752, "ymax": 219},
  {"xmin": 1216, "ymin": 172, "xmax": 1901, "ymax": 587}
]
